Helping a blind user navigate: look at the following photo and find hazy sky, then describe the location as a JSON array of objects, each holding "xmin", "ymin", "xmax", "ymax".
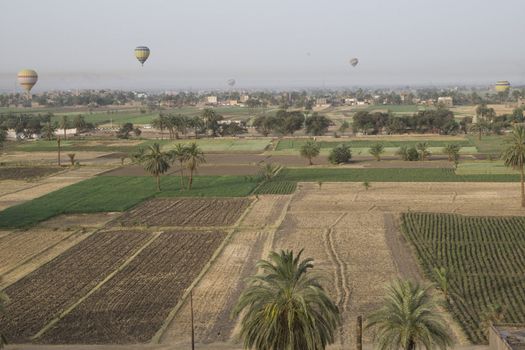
[{"xmin": 1, "ymin": 0, "xmax": 525, "ymax": 91}]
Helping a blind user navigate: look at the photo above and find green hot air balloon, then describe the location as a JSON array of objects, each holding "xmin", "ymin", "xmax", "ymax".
[{"xmin": 135, "ymin": 46, "xmax": 150, "ymax": 66}]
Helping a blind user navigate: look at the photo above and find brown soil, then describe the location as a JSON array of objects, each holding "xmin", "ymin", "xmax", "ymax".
[
  {"xmin": 38, "ymin": 231, "xmax": 227, "ymax": 344},
  {"xmin": 113, "ymin": 198, "xmax": 252, "ymax": 227},
  {"xmin": 0, "ymin": 167, "xmax": 62, "ymax": 180},
  {"xmin": 0, "ymin": 230, "xmax": 153, "ymax": 343}
]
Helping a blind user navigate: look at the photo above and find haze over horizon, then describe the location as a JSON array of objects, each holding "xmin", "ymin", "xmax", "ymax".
[{"xmin": 2, "ymin": 0, "xmax": 525, "ymax": 92}]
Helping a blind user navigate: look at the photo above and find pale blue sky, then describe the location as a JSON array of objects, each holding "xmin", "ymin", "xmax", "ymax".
[{"xmin": 1, "ymin": 0, "xmax": 524, "ymax": 90}]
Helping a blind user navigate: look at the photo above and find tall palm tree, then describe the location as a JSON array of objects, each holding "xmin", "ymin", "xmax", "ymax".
[
  {"xmin": 416, "ymin": 142, "xmax": 431, "ymax": 161},
  {"xmin": 0, "ymin": 282, "xmax": 8, "ymax": 349},
  {"xmin": 366, "ymin": 279, "xmax": 454, "ymax": 350},
  {"xmin": 59, "ymin": 115, "xmax": 68, "ymax": 140},
  {"xmin": 502, "ymin": 125, "xmax": 525, "ymax": 207},
  {"xmin": 185, "ymin": 143, "xmax": 205, "ymax": 190},
  {"xmin": 140, "ymin": 143, "xmax": 171, "ymax": 191},
  {"xmin": 232, "ymin": 250, "xmax": 340, "ymax": 350},
  {"xmin": 41, "ymin": 121, "xmax": 57, "ymax": 141},
  {"xmin": 300, "ymin": 139, "xmax": 321, "ymax": 165},
  {"xmin": 443, "ymin": 144, "xmax": 461, "ymax": 163},
  {"xmin": 169, "ymin": 143, "xmax": 189, "ymax": 190}
]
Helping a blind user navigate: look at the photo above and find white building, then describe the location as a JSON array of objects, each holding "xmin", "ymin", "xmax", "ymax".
[
  {"xmin": 437, "ymin": 97, "xmax": 454, "ymax": 107},
  {"xmin": 206, "ymin": 96, "xmax": 218, "ymax": 104}
]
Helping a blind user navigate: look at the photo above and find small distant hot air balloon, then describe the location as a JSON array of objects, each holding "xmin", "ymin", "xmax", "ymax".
[
  {"xmin": 349, "ymin": 58, "xmax": 359, "ymax": 67},
  {"xmin": 495, "ymin": 80, "xmax": 511, "ymax": 92},
  {"xmin": 135, "ymin": 46, "xmax": 150, "ymax": 66},
  {"xmin": 227, "ymin": 78, "xmax": 236, "ymax": 87},
  {"xmin": 17, "ymin": 69, "xmax": 38, "ymax": 96}
]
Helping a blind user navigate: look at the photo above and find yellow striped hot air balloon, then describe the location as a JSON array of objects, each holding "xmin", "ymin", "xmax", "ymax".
[
  {"xmin": 135, "ymin": 46, "xmax": 150, "ymax": 66},
  {"xmin": 495, "ymin": 80, "xmax": 510, "ymax": 92},
  {"xmin": 17, "ymin": 69, "xmax": 38, "ymax": 94}
]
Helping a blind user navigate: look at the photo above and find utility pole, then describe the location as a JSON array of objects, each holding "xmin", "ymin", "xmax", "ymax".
[
  {"xmin": 57, "ymin": 136, "xmax": 61, "ymax": 166},
  {"xmin": 190, "ymin": 290, "xmax": 195, "ymax": 350},
  {"xmin": 356, "ymin": 315, "xmax": 363, "ymax": 350}
]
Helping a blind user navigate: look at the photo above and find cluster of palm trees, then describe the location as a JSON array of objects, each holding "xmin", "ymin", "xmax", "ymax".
[
  {"xmin": 131, "ymin": 142, "xmax": 205, "ymax": 191},
  {"xmin": 233, "ymin": 250, "xmax": 455, "ymax": 350},
  {"xmin": 152, "ymin": 108, "xmax": 224, "ymax": 140}
]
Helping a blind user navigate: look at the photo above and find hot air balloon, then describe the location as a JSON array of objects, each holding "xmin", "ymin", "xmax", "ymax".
[
  {"xmin": 17, "ymin": 69, "xmax": 38, "ymax": 96},
  {"xmin": 227, "ymin": 78, "xmax": 236, "ymax": 87},
  {"xmin": 495, "ymin": 80, "xmax": 511, "ymax": 92},
  {"xmin": 350, "ymin": 58, "xmax": 359, "ymax": 67},
  {"xmin": 135, "ymin": 46, "xmax": 150, "ymax": 66}
]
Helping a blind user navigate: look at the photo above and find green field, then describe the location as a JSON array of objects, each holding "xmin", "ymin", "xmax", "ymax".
[
  {"xmin": 275, "ymin": 139, "xmax": 474, "ymax": 151},
  {"xmin": 0, "ymin": 175, "xmax": 258, "ymax": 228},
  {"xmin": 467, "ymin": 135, "xmax": 509, "ymax": 155},
  {"xmin": 402, "ymin": 212, "xmax": 525, "ymax": 343},
  {"xmin": 163, "ymin": 138, "xmax": 272, "ymax": 153},
  {"xmin": 276, "ymin": 168, "xmax": 519, "ymax": 183},
  {"xmin": 348, "ymin": 104, "xmax": 430, "ymax": 113},
  {"xmin": 4, "ymin": 138, "xmax": 272, "ymax": 154},
  {"xmin": 254, "ymin": 180, "xmax": 297, "ymax": 194},
  {"xmin": 456, "ymin": 161, "xmax": 520, "ymax": 175}
]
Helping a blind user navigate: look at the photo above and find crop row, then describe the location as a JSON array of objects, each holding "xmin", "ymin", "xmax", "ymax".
[
  {"xmin": 38, "ymin": 230, "xmax": 227, "ymax": 344},
  {"xmin": 115, "ymin": 198, "xmax": 252, "ymax": 227},
  {"xmin": 0, "ymin": 230, "xmax": 153, "ymax": 343},
  {"xmin": 401, "ymin": 212, "xmax": 525, "ymax": 344},
  {"xmin": 255, "ymin": 181, "xmax": 297, "ymax": 195}
]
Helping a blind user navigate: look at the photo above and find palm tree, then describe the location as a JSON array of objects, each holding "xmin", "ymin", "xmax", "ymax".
[
  {"xmin": 432, "ymin": 267, "xmax": 449, "ymax": 301},
  {"xmin": 169, "ymin": 143, "xmax": 189, "ymax": 190},
  {"xmin": 41, "ymin": 121, "xmax": 57, "ymax": 141},
  {"xmin": 369, "ymin": 143, "xmax": 385, "ymax": 161},
  {"xmin": 232, "ymin": 249, "xmax": 340, "ymax": 350},
  {"xmin": 502, "ymin": 125, "xmax": 525, "ymax": 207},
  {"xmin": 152, "ymin": 114, "xmax": 170, "ymax": 140},
  {"xmin": 185, "ymin": 143, "xmax": 205, "ymax": 190},
  {"xmin": 366, "ymin": 279, "xmax": 454, "ymax": 350},
  {"xmin": 59, "ymin": 115, "xmax": 68, "ymax": 140},
  {"xmin": 0, "ymin": 282, "xmax": 8, "ymax": 349},
  {"xmin": 470, "ymin": 121, "xmax": 490, "ymax": 141},
  {"xmin": 300, "ymin": 139, "xmax": 321, "ymax": 165},
  {"xmin": 140, "ymin": 143, "xmax": 171, "ymax": 191},
  {"xmin": 416, "ymin": 142, "xmax": 431, "ymax": 161},
  {"xmin": 443, "ymin": 144, "xmax": 461, "ymax": 163}
]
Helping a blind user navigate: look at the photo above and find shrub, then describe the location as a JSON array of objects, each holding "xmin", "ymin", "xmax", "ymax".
[{"xmin": 328, "ymin": 144, "xmax": 352, "ymax": 164}]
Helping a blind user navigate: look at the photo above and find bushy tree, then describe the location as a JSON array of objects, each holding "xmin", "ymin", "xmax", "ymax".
[
  {"xmin": 328, "ymin": 144, "xmax": 352, "ymax": 164},
  {"xmin": 369, "ymin": 143, "xmax": 385, "ymax": 161},
  {"xmin": 300, "ymin": 139, "xmax": 321, "ymax": 165},
  {"xmin": 305, "ymin": 113, "xmax": 331, "ymax": 136}
]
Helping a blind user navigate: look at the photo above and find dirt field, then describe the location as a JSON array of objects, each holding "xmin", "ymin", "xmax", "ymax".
[
  {"xmin": 160, "ymin": 182, "xmax": 524, "ymax": 348},
  {"xmin": 113, "ymin": 198, "xmax": 252, "ymax": 227},
  {"xmin": 0, "ymin": 230, "xmax": 154, "ymax": 343},
  {"xmin": 0, "ymin": 167, "xmax": 63, "ymax": 180},
  {"xmin": 38, "ymin": 230, "xmax": 227, "ymax": 344}
]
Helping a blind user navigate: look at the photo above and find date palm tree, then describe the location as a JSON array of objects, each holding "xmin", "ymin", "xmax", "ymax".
[
  {"xmin": 502, "ymin": 125, "xmax": 525, "ymax": 207},
  {"xmin": 300, "ymin": 139, "xmax": 321, "ymax": 165},
  {"xmin": 185, "ymin": 143, "xmax": 205, "ymax": 190},
  {"xmin": 169, "ymin": 143, "xmax": 189, "ymax": 190},
  {"xmin": 140, "ymin": 143, "xmax": 171, "ymax": 191},
  {"xmin": 232, "ymin": 249, "xmax": 340, "ymax": 350},
  {"xmin": 59, "ymin": 115, "xmax": 69, "ymax": 140},
  {"xmin": 366, "ymin": 279, "xmax": 453, "ymax": 350},
  {"xmin": 0, "ymin": 283, "xmax": 8, "ymax": 349},
  {"xmin": 41, "ymin": 121, "xmax": 57, "ymax": 141},
  {"xmin": 443, "ymin": 144, "xmax": 461, "ymax": 163}
]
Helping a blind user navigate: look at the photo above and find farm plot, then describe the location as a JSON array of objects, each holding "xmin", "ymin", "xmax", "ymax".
[
  {"xmin": 255, "ymin": 181, "xmax": 297, "ymax": 195},
  {"xmin": 0, "ymin": 230, "xmax": 153, "ymax": 343},
  {"xmin": 38, "ymin": 230, "xmax": 227, "ymax": 344},
  {"xmin": 402, "ymin": 213, "xmax": 525, "ymax": 344},
  {"xmin": 0, "ymin": 167, "xmax": 62, "ymax": 180},
  {"xmin": 0, "ymin": 229, "xmax": 79, "ymax": 277},
  {"xmin": 114, "ymin": 198, "xmax": 252, "ymax": 227}
]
